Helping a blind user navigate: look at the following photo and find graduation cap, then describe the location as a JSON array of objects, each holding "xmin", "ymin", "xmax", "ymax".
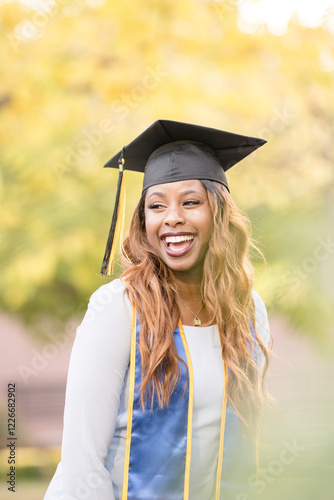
[{"xmin": 101, "ymin": 119, "xmax": 266, "ymax": 275}]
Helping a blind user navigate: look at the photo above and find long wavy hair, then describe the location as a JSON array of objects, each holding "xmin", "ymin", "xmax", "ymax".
[{"xmin": 120, "ymin": 180, "xmax": 271, "ymax": 434}]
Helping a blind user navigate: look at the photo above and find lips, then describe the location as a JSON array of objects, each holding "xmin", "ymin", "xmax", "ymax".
[{"xmin": 160, "ymin": 233, "xmax": 195, "ymax": 257}]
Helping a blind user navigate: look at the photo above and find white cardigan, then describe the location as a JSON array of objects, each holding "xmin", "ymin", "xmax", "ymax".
[{"xmin": 44, "ymin": 279, "xmax": 270, "ymax": 500}]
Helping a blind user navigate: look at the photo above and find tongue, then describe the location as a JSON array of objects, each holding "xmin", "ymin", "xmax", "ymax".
[{"xmin": 169, "ymin": 240, "xmax": 191, "ymax": 251}]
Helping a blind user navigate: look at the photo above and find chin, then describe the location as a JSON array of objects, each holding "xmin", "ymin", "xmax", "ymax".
[{"xmin": 164, "ymin": 258, "xmax": 204, "ymax": 275}]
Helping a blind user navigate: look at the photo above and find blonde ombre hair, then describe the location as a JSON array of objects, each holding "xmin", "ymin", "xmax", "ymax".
[{"xmin": 120, "ymin": 180, "xmax": 271, "ymax": 433}]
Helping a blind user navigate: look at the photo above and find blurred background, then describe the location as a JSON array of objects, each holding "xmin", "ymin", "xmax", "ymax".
[{"xmin": 0, "ymin": 0, "xmax": 334, "ymax": 498}]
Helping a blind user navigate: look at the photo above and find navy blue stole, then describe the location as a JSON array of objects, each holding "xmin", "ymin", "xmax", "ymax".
[{"xmin": 122, "ymin": 307, "xmax": 257, "ymax": 500}]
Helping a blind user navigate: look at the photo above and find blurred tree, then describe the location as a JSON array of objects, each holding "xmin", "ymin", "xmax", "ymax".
[{"xmin": 0, "ymin": 0, "xmax": 333, "ymax": 343}]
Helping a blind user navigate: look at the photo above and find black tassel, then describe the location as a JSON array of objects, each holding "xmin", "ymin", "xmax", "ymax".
[{"xmin": 100, "ymin": 151, "xmax": 125, "ymax": 275}]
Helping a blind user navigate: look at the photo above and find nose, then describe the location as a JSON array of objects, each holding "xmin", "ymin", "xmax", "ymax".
[{"xmin": 164, "ymin": 205, "xmax": 185, "ymax": 227}]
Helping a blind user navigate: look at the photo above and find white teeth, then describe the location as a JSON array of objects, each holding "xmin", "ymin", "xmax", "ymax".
[{"xmin": 164, "ymin": 235, "xmax": 194, "ymax": 244}]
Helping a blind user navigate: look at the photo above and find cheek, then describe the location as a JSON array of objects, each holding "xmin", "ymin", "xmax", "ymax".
[
  {"xmin": 197, "ymin": 210, "xmax": 213, "ymax": 241},
  {"xmin": 144, "ymin": 213, "xmax": 160, "ymax": 244}
]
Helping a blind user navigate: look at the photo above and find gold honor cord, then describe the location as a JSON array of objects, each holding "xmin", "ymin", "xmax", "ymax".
[
  {"xmin": 215, "ymin": 360, "xmax": 229, "ymax": 500},
  {"xmin": 178, "ymin": 320, "xmax": 194, "ymax": 500},
  {"xmin": 122, "ymin": 303, "xmax": 137, "ymax": 500},
  {"xmin": 106, "ymin": 171, "xmax": 126, "ymax": 276}
]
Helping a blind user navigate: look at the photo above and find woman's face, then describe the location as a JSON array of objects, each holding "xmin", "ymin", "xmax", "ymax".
[{"xmin": 144, "ymin": 179, "xmax": 213, "ymax": 278}]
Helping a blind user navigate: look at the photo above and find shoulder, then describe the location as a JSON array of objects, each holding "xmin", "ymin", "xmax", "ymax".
[
  {"xmin": 251, "ymin": 289, "xmax": 271, "ymax": 348},
  {"xmin": 86, "ymin": 278, "xmax": 130, "ymax": 310},
  {"xmin": 77, "ymin": 278, "xmax": 132, "ymax": 338}
]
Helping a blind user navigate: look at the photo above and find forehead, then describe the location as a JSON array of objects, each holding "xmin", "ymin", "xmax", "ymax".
[{"xmin": 145, "ymin": 179, "xmax": 207, "ymax": 198}]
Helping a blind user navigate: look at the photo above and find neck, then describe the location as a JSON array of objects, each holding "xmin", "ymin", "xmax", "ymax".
[
  {"xmin": 171, "ymin": 270, "xmax": 203, "ymax": 301},
  {"xmin": 171, "ymin": 270, "xmax": 214, "ymax": 326}
]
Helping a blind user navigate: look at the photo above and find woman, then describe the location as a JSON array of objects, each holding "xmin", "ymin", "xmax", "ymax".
[{"xmin": 44, "ymin": 120, "xmax": 271, "ymax": 500}]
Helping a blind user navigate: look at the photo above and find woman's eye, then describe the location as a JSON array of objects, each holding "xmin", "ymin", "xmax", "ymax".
[
  {"xmin": 148, "ymin": 200, "xmax": 199, "ymax": 209},
  {"xmin": 183, "ymin": 200, "xmax": 200, "ymax": 206},
  {"xmin": 148, "ymin": 203, "xmax": 164, "ymax": 209}
]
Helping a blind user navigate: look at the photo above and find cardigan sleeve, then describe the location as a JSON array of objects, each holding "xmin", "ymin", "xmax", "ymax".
[
  {"xmin": 59, "ymin": 279, "xmax": 132, "ymax": 500},
  {"xmin": 252, "ymin": 289, "xmax": 271, "ymax": 377}
]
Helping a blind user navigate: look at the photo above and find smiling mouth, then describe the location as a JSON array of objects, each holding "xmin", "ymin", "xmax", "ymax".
[
  {"xmin": 165, "ymin": 235, "xmax": 193, "ymax": 247},
  {"xmin": 161, "ymin": 234, "xmax": 195, "ymax": 256}
]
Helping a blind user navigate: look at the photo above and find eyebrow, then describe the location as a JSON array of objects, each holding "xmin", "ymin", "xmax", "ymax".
[{"xmin": 148, "ymin": 189, "xmax": 202, "ymax": 199}]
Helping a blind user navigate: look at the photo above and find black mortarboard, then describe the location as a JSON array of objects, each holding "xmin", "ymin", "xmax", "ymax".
[{"xmin": 101, "ymin": 119, "xmax": 266, "ymax": 275}]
